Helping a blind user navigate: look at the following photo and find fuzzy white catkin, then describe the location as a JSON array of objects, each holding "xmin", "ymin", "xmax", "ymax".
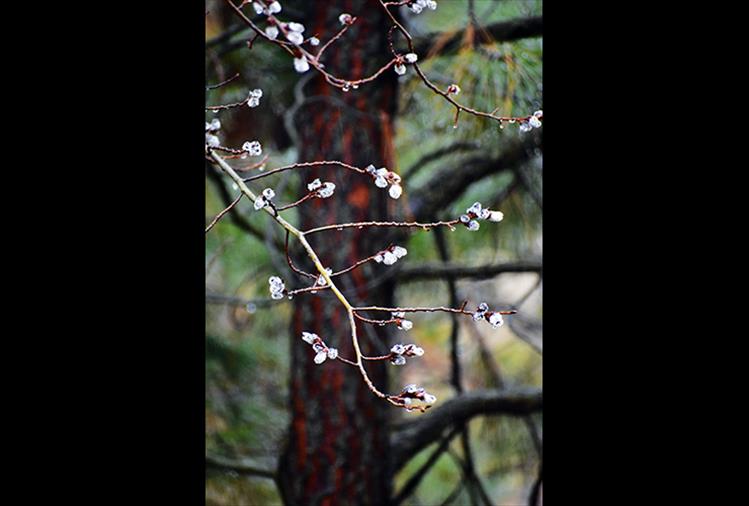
[
  {"xmin": 389, "ymin": 184, "xmax": 403, "ymax": 199},
  {"xmin": 286, "ymin": 31, "xmax": 303, "ymax": 45},
  {"xmin": 294, "ymin": 56, "xmax": 310, "ymax": 73},
  {"xmin": 266, "ymin": 26, "xmax": 279, "ymax": 40}
]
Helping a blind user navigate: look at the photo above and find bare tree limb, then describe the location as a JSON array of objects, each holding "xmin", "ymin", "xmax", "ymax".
[
  {"xmin": 528, "ymin": 461, "xmax": 542, "ymax": 506},
  {"xmin": 402, "ymin": 141, "xmax": 481, "ymax": 181},
  {"xmin": 413, "ymin": 16, "xmax": 543, "ymax": 59},
  {"xmin": 391, "ymin": 387, "xmax": 542, "ymax": 470},
  {"xmin": 433, "ymin": 226, "xmax": 481, "ymax": 506},
  {"xmin": 392, "ymin": 424, "xmax": 462, "ymax": 505},
  {"xmin": 409, "ymin": 130, "xmax": 542, "ymax": 221},
  {"xmin": 206, "ymin": 454, "xmax": 276, "ymax": 480},
  {"xmin": 397, "ymin": 260, "xmax": 541, "ymax": 282},
  {"xmin": 438, "ymin": 480, "xmax": 465, "ymax": 506}
]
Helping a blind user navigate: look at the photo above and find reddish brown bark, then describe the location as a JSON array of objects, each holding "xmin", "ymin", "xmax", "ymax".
[{"xmin": 277, "ymin": 1, "xmax": 400, "ymax": 504}]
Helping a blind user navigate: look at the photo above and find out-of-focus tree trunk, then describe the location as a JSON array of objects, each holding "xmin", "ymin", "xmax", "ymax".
[{"xmin": 277, "ymin": 1, "xmax": 399, "ymax": 504}]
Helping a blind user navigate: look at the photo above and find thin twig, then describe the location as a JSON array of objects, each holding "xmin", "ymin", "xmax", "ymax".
[
  {"xmin": 206, "ymin": 72, "xmax": 241, "ymax": 90},
  {"xmin": 206, "ymin": 192, "xmax": 244, "ymax": 233}
]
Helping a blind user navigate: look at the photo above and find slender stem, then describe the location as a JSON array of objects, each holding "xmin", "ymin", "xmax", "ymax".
[
  {"xmin": 242, "ymin": 160, "xmax": 365, "ymax": 183},
  {"xmin": 304, "ymin": 219, "xmax": 460, "ymax": 235},
  {"xmin": 209, "ymin": 149, "xmax": 398, "ymax": 405},
  {"xmin": 206, "ymin": 72, "xmax": 240, "ymax": 90},
  {"xmin": 276, "ymin": 192, "xmax": 315, "ymax": 212},
  {"xmin": 330, "ymin": 253, "xmax": 381, "ymax": 277},
  {"xmin": 205, "ymin": 192, "xmax": 244, "ymax": 233}
]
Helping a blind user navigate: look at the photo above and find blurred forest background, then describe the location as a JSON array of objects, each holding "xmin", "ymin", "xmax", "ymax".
[{"xmin": 206, "ymin": 1, "xmax": 542, "ymax": 504}]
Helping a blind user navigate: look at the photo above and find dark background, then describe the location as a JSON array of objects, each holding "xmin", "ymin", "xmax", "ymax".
[{"xmin": 7, "ymin": 0, "xmax": 720, "ymax": 504}]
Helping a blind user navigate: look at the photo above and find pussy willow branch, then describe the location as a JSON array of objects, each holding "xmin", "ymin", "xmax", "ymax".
[
  {"xmin": 209, "ymin": 150, "xmax": 509, "ymax": 411},
  {"xmin": 378, "ymin": 0, "xmax": 534, "ymax": 126},
  {"xmin": 304, "ymin": 219, "xmax": 460, "ymax": 235},
  {"xmin": 242, "ymin": 160, "xmax": 365, "ymax": 182},
  {"xmin": 206, "ymin": 96, "xmax": 250, "ymax": 111},
  {"xmin": 209, "ymin": 149, "xmax": 404, "ymax": 409},
  {"xmin": 221, "ymin": 0, "xmax": 538, "ymax": 124},
  {"xmin": 223, "ymin": 0, "xmax": 397, "ymax": 90},
  {"xmin": 353, "ymin": 305, "xmax": 517, "ymax": 316}
]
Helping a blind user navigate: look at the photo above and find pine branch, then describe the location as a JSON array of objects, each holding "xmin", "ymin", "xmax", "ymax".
[{"xmin": 391, "ymin": 387, "xmax": 542, "ymax": 470}]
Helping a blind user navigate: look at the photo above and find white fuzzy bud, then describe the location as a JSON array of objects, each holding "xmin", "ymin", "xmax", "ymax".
[
  {"xmin": 268, "ymin": 1, "xmax": 281, "ymax": 14},
  {"xmin": 318, "ymin": 182, "xmax": 336, "ymax": 198},
  {"xmin": 316, "ymin": 268, "xmax": 332, "ymax": 286},
  {"xmin": 394, "ymin": 63, "xmax": 406, "ymax": 75},
  {"xmin": 287, "ymin": 22, "xmax": 305, "ymax": 33},
  {"xmin": 467, "ymin": 202, "xmax": 483, "ymax": 216},
  {"xmin": 309, "ymin": 37, "xmax": 320, "ymax": 46},
  {"xmin": 286, "ymin": 31, "xmax": 303, "ymax": 45},
  {"xmin": 265, "ymin": 25, "xmax": 279, "ymax": 40},
  {"xmin": 205, "ymin": 134, "xmax": 220, "ymax": 147},
  {"xmin": 242, "ymin": 141, "xmax": 262, "ymax": 156},
  {"xmin": 314, "ymin": 350, "xmax": 328, "ymax": 364},
  {"xmin": 293, "ymin": 56, "xmax": 310, "ymax": 73},
  {"xmin": 488, "ymin": 210, "xmax": 504, "ymax": 222},
  {"xmin": 262, "ymin": 188, "xmax": 275, "ymax": 200},
  {"xmin": 382, "ymin": 251, "xmax": 397, "ymax": 265},
  {"xmin": 339, "ymin": 13, "xmax": 353, "ymax": 25},
  {"xmin": 301, "ymin": 332, "xmax": 317, "ymax": 344},
  {"xmin": 404, "ymin": 53, "xmax": 418, "ymax": 63},
  {"xmin": 327, "ymin": 348, "xmax": 338, "ymax": 360},
  {"xmin": 489, "ymin": 313, "xmax": 504, "ymax": 328},
  {"xmin": 307, "ymin": 178, "xmax": 322, "ymax": 191},
  {"xmin": 374, "ymin": 176, "xmax": 388, "ymax": 188},
  {"xmin": 388, "ymin": 184, "xmax": 403, "ymax": 199},
  {"xmin": 392, "ymin": 246, "xmax": 407, "ymax": 258}
]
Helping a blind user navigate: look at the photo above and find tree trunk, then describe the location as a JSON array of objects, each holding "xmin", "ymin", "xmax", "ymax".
[{"xmin": 278, "ymin": 2, "xmax": 399, "ymax": 505}]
